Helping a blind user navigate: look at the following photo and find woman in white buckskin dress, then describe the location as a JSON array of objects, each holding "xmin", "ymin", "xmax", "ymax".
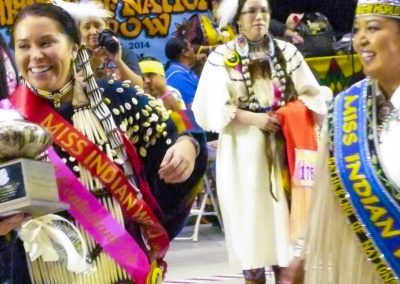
[{"xmin": 192, "ymin": 0, "xmax": 330, "ymax": 282}]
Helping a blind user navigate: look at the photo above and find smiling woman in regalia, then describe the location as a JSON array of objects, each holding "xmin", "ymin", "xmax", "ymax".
[{"xmin": 302, "ymin": 0, "xmax": 400, "ymax": 283}]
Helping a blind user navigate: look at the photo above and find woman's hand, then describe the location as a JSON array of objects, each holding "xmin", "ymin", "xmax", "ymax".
[
  {"xmin": 90, "ymin": 47, "xmax": 109, "ymax": 72},
  {"xmin": 256, "ymin": 112, "xmax": 281, "ymax": 132},
  {"xmin": 234, "ymin": 109, "xmax": 281, "ymax": 132},
  {"xmin": 279, "ymin": 257, "xmax": 305, "ymax": 284},
  {"xmin": 158, "ymin": 137, "xmax": 197, "ymax": 184},
  {"xmin": 284, "ymin": 29, "xmax": 304, "ymax": 44},
  {"xmin": 0, "ymin": 213, "xmax": 30, "ymax": 236}
]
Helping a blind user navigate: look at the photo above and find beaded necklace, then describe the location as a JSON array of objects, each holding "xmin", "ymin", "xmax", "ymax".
[
  {"xmin": 378, "ymin": 108, "xmax": 400, "ymax": 133},
  {"xmin": 235, "ymin": 33, "xmax": 289, "ymax": 112},
  {"xmin": 20, "ymin": 77, "xmax": 74, "ymax": 108},
  {"xmin": 365, "ymin": 79, "xmax": 400, "ymax": 201},
  {"xmin": 372, "ymin": 81, "xmax": 400, "ymax": 134}
]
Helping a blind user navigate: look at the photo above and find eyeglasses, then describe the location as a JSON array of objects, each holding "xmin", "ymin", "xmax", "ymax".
[{"xmin": 240, "ymin": 7, "xmax": 269, "ymax": 16}]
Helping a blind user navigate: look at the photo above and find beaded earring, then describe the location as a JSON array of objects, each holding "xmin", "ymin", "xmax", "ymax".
[{"xmin": 237, "ymin": 22, "xmax": 242, "ymax": 35}]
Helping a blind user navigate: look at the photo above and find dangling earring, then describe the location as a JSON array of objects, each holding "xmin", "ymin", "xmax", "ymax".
[
  {"xmin": 72, "ymin": 58, "xmax": 77, "ymax": 77},
  {"xmin": 71, "ymin": 59, "xmax": 89, "ymax": 108},
  {"xmin": 237, "ymin": 22, "xmax": 242, "ymax": 35},
  {"xmin": 235, "ymin": 23, "xmax": 248, "ymax": 58}
]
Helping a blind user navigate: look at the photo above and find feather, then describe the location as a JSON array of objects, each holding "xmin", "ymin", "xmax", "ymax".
[
  {"xmin": 52, "ymin": 0, "xmax": 113, "ymax": 22},
  {"xmin": 217, "ymin": 0, "xmax": 239, "ymax": 30}
]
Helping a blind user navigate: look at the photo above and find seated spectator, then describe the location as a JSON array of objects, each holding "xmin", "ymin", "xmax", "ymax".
[
  {"xmin": 53, "ymin": 0, "xmax": 143, "ymax": 88},
  {"xmin": 165, "ymin": 37, "xmax": 200, "ymax": 109},
  {"xmin": 139, "ymin": 56, "xmax": 186, "ymax": 110}
]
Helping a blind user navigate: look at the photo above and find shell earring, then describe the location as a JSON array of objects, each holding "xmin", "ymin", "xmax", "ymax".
[{"xmin": 237, "ymin": 22, "xmax": 242, "ymax": 34}]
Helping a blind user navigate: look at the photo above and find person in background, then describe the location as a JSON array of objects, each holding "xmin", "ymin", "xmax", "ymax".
[
  {"xmin": 286, "ymin": 0, "xmax": 400, "ymax": 283},
  {"xmin": 269, "ymin": 0, "xmax": 356, "ymax": 37},
  {"xmin": 0, "ymin": 34, "xmax": 17, "ymax": 98},
  {"xmin": 185, "ymin": 0, "xmax": 303, "ymax": 56},
  {"xmin": 8, "ymin": 3, "xmax": 207, "ymax": 283},
  {"xmin": 208, "ymin": 0, "xmax": 303, "ymax": 44},
  {"xmin": 139, "ymin": 56, "xmax": 186, "ymax": 111},
  {"xmin": 196, "ymin": 0, "xmax": 237, "ymax": 53},
  {"xmin": 53, "ymin": 0, "xmax": 143, "ymax": 88},
  {"xmin": 270, "ymin": 18, "xmax": 304, "ymax": 44},
  {"xmin": 192, "ymin": 0, "xmax": 330, "ymax": 282},
  {"xmin": 165, "ymin": 37, "xmax": 200, "ymax": 109}
]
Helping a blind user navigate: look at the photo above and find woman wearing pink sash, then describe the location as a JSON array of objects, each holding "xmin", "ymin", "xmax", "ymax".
[{"xmin": 6, "ymin": 3, "xmax": 207, "ymax": 283}]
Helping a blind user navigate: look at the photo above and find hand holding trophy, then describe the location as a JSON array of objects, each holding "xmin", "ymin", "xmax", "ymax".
[
  {"xmin": 0, "ymin": 109, "xmax": 91, "ymax": 275},
  {"xmin": 0, "ymin": 109, "xmax": 69, "ymax": 217}
]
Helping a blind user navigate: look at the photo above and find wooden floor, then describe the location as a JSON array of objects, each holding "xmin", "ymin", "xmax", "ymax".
[{"xmin": 164, "ymin": 225, "xmax": 276, "ymax": 284}]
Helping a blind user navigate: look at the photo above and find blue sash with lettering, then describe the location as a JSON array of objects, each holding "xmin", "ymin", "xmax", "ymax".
[{"xmin": 331, "ymin": 79, "xmax": 400, "ymax": 282}]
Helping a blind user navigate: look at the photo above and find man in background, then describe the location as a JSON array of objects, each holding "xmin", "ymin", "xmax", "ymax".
[{"xmin": 165, "ymin": 37, "xmax": 200, "ymax": 109}]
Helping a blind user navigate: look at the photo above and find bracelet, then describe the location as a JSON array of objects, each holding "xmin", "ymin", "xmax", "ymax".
[
  {"xmin": 293, "ymin": 238, "xmax": 305, "ymax": 258},
  {"xmin": 177, "ymin": 134, "xmax": 200, "ymax": 157}
]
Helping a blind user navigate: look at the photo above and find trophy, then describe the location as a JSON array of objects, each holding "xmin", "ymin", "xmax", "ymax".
[{"xmin": 0, "ymin": 111, "xmax": 69, "ymax": 217}]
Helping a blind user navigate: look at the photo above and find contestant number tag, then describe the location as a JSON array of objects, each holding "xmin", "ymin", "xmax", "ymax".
[{"xmin": 293, "ymin": 149, "xmax": 317, "ymax": 187}]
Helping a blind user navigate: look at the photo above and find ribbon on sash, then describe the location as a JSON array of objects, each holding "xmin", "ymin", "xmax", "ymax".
[
  {"xmin": 330, "ymin": 79, "xmax": 400, "ymax": 282},
  {"xmin": 9, "ymin": 86, "xmax": 169, "ymax": 275},
  {"xmin": 19, "ymin": 213, "xmax": 91, "ymax": 274},
  {"xmin": 47, "ymin": 148, "xmax": 151, "ymax": 283}
]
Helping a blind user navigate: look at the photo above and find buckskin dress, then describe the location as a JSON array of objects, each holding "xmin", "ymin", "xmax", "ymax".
[{"xmin": 192, "ymin": 39, "xmax": 329, "ymax": 270}]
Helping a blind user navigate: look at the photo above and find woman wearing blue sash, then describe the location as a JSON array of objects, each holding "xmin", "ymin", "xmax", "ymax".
[{"xmin": 294, "ymin": 0, "xmax": 400, "ymax": 283}]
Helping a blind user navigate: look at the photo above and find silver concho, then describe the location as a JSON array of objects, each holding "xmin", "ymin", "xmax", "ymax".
[{"xmin": 0, "ymin": 119, "xmax": 52, "ymax": 161}]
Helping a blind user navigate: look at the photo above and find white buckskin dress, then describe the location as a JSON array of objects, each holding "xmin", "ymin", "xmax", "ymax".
[{"xmin": 192, "ymin": 38, "xmax": 329, "ymax": 270}]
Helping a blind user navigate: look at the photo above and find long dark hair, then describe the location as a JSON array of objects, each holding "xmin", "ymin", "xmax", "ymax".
[
  {"xmin": 0, "ymin": 34, "xmax": 17, "ymax": 99},
  {"xmin": 11, "ymin": 3, "xmax": 80, "ymax": 46}
]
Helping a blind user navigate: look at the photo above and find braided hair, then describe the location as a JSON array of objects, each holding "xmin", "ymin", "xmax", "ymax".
[{"xmin": 272, "ymin": 39, "xmax": 298, "ymax": 102}]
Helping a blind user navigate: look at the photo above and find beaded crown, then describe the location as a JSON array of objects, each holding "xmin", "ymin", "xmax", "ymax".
[{"xmin": 356, "ymin": 0, "xmax": 400, "ymax": 18}]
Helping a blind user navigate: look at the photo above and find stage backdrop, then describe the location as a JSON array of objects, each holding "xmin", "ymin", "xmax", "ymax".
[
  {"xmin": 0, "ymin": 0, "xmax": 209, "ymax": 63},
  {"xmin": 305, "ymin": 54, "xmax": 364, "ymax": 95}
]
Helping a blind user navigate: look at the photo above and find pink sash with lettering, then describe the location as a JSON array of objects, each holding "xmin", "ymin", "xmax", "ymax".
[{"xmin": 9, "ymin": 85, "xmax": 170, "ymax": 282}]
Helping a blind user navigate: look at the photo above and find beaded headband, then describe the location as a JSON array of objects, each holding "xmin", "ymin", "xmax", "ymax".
[{"xmin": 356, "ymin": 0, "xmax": 400, "ymax": 18}]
